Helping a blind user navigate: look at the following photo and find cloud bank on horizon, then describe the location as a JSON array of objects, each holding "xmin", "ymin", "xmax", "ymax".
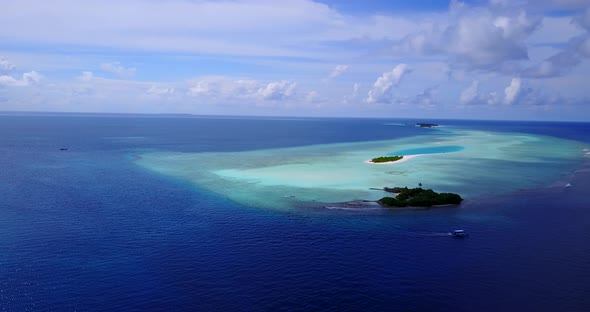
[{"xmin": 0, "ymin": 0, "xmax": 589, "ymax": 120}]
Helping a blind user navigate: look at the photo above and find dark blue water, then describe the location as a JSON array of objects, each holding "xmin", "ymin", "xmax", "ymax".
[{"xmin": 1, "ymin": 114, "xmax": 589, "ymax": 311}]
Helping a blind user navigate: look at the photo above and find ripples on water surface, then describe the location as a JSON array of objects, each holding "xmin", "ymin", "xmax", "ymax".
[{"xmin": 0, "ymin": 115, "xmax": 589, "ymax": 311}]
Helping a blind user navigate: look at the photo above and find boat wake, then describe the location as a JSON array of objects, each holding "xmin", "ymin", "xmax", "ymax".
[{"xmin": 417, "ymin": 232, "xmax": 455, "ymax": 237}]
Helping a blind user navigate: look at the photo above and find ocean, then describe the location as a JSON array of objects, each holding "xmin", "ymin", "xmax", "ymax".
[{"xmin": 1, "ymin": 114, "xmax": 589, "ymax": 311}]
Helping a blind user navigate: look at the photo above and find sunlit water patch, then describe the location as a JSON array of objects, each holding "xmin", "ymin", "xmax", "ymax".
[{"xmin": 135, "ymin": 129, "xmax": 585, "ymax": 210}]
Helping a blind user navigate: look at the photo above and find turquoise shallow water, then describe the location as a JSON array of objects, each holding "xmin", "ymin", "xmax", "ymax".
[
  {"xmin": 136, "ymin": 127, "xmax": 585, "ymax": 209},
  {"xmin": 389, "ymin": 145, "xmax": 465, "ymax": 155}
]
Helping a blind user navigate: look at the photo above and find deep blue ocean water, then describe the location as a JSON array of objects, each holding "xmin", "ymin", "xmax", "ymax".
[{"xmin": 1, "ymin": 114, "xmax": 589, "ymax": 311}]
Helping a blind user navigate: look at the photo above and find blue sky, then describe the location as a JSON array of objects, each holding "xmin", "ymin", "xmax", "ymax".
[{"xmin": 1, "ymin": 0, "xmax": 589, "ymax": 120}]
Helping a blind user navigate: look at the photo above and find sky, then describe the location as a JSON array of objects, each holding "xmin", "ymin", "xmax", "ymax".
[{"xmin": 1, "ymin": 0, "xmax": 590, "ymax": 121}]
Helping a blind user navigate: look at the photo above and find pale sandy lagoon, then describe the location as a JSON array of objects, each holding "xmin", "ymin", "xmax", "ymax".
[{"xmin": 136, "ymin": 129, "xmax": 586, "ymax": 210}]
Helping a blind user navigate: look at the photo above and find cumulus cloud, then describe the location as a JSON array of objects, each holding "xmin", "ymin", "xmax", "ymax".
[
  {"xmin": 187, "ymin": 76, "xmax": 258, "ymax": 99},
  {"xmin": 23, "ymin": 71, "xmax": 40, "ymax": 83},
  {"xmin": 0, "ymin": 71, "xmax": 41, "ymax": 87},
  {"xmin": 573, "ymin": 6, "xmax": 590, "ymax": 31},
  {"xmin": 459, "ymin": 78, "xmax": 538, "ymax": 106},
  {"xmin": 258, "ymin": 81, "xmax": 297, "ymax": 100},
  {"xmin": 460, "ymin": 81, "xmax": 480, "ymax": 105},
  {"xmin": 378, "ymin": 86, "xmax": 438, "ymax": 109},
  {"xmin": 0, "ymin": 1, "xmax": 587, "ymax": 118},
  {"xmin": 353, "ymin": 83, "xmax": 360, "ymax": 95},
  {"xmin": 394, "ymin": 4, "xmax": 540, "ymax": 70},
  {"xmin": 579, "ymin": 36, "xmax": 590, "ymax": 57},
  {"xmin": 305, "ymin": 90, "xmax": 319, "ymax": 103},
  {"xmin": 414, "ymin": 86, "xmax": 438, "ymax": 109},
  {"xmin": 0, "ymin": 57, "xmax": 15, "ymax": 73},
  {"xmin": 459, "ymin": 80, "xmax": 500, "ymax": 106},
  {"xmin": 328, "ymin": 64, "xmax": 349, "ymax": 79},
  {"xmin": 186, "ymin": 76, "xmax": 297, "ymax": 103},
  {"xmin": 79, "ymin": 71, "xmax": 94, "ymax": 81},
  {"xmin": 101, "ymin": 62, "xmax": 136, "ymax": 78},
  {"xmin": 523, "ymin": 37, "xmax": 590, "ymax": 78},
  {"xmin": 366, "ymin": 64, "xmax": 410, "ymax": 104},
  {"xmin": 341, "ymin": 83, "xmax": 362, "ymax": 105},
  {"xmin": 234, "ymin": 79, "xmax": 260, "ymax": 97},
  {"xmin": 505, "ymin": 80, "xmax": 556, "ymax": 107},
  {"xmin": 188, "ymin": 80, "xmax": 215, "ymax": 97},
  {"xmin": 504, "ymin": 78, "xmax": 522, "ymax": 105},
  {"xmin": 0, "ymin": 76, "xmax": 20, "ymax": 86},
  {"xmin": 524, "ymin": 8, "xmax": 590, "ymax": 78},
  {"xmin": 147, "ymin": 85, "xmax": 175, "ymax": 96}
]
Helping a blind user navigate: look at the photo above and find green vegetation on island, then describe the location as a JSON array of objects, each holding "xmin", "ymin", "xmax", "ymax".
[
  {"xmin": 402, "ymin": 122, "xmax": 439, "ymax": 128},
  {"xmin": 415, "ymin": 123, "xmax": 439, "ymax": 128},
  {"xmin": 371, "ymin": 155, "xmax": 403, "ymax": 163},
  {"xmin": 378, "ymin": 187, "xmax": 463, "ymax": 208}
]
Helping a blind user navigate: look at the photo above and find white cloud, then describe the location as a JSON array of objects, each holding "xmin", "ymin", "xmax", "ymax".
[
  {"xmin": 573, "ymin": 7, "xmax": 590, "ymax": 31},
  {"xmin": 0, "ymin": 1, "xmax": 588, "ymax": 119},
  {"xmin": 234, "ymin": 79, "xmax": 260, "ymax": 97},
  {"xmin": 504, "ymin": 78, "xmax": 522, "ymax": 105},
  {"xmin": 528, "ymin": 16, "xmax": 585, "ymax": 45},
  {"xmin": 0, "ymin": 0, "xmax": 420, "ymax": 60},
  {"xmin": 522, "ymin": 8, "xmax": 590, "ymax": 78},
  {"xmin": 342, "ymin": 83, "xmax": 362, "ymax": 105},
  {"xmin": 147, "ymin": 85, "xmax": 175, "ymax": 96},
  {"xmin": 101, "ymin": 62, "xmax": 136, "ymax": 78},
  {"xmin": 524, "ymin": 32, "xmax": 590, "ymax": 77},
  {"xmin": 353, "ymin": 83, "xmax": 360, "ymax": 95},
  {"xmin": 450, "ymin": 0, "xmax": 466, "ymax": 11},
  {"xmin": 459, "ymin": 80, "xmax": 500, "ymax": 105},
  {"xmin": 305, "ymin": 90, "xmax": 319, "ymax": 103},
  {"xmin": 185, "ymin": 76, "xmax": 297, "ymax": 103},
  {"xmin": 394, "ymin": 5, "xmax": 541, "ymax": 70},
  {"xmin": 366, "ymin": 64, "xmax": 410, "ymax": 104},
  {"xmin": 79, "ymin": 71, "xmax": 94, "ymax": 81},
  {"xmin": 187, "ymin": 76, "xmax": 259, "ymax": 99},
  {"xmin": 456, "ymin": 77, "xmax": 573, "ymax": 108},
  {"xmin": 258, "ymin": 81, "xmax": 297, "ymax": 100},
  {"xmin": 329, "ymin": 65, "xmax": 349, "ymax": 78},
  {"xmin": 0, "ymin": 57, "xmax": 15, "ymax": 73},
  {"xmin": 460, "ymin": 81, "xmax": 480, "ymax": 105},
  {"xmin": 414, "ymin": 86, "xmax": 437, "ymax": 109},
  {"xmin": 0, "ymin": 76, "xmax": 20, "ymax": 86},
  {"xmin": 0, "ymin": 71, "xmax": 41, "ymax": 87},
  {"xmin": 188, "ymin": 80, "xmax": 214, "ymax": 97},
  {"xmin": 23, "ymin": 71, "xmax": 41, "ymax": 84},
  {"xmin": 579, "ymin": 36, "xmax": 590, "ymax": 57}
]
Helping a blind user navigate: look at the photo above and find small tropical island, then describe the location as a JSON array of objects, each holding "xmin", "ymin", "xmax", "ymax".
[
  {"xmin": 403, "ymin": 122, "xmax": 440, "ymax": 128},
  {"xmin": 415, "ymin": 123, "xmax": 439, "ymax": 128},
  {"xmin": 370, "ymin": 155, "xmax": 403, "ymax": 163},
  {"xmin": 378, "ymin": 187, "xmax": 463, "ymax": 208}
]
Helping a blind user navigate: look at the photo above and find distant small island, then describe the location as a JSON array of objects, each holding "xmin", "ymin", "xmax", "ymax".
[
  {"xmin": 370, "ymin": 155, "xmax": 403, "ymax": 163},
  {"xmin": 415, "ymin": 123, "xmax": 439, "ymax": 128},
  {"xmin": 404, "ymin": 122, "xmax": 439, "ymax": 128},
  {"xmin": 378, "ymin": 187, "xmax": 462, "ymax": 208}
]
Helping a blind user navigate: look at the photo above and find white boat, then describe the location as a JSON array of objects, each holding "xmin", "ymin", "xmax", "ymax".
[{"xmin": 450, "ymin": 229, "xmax": 467, "ymax": 237}]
